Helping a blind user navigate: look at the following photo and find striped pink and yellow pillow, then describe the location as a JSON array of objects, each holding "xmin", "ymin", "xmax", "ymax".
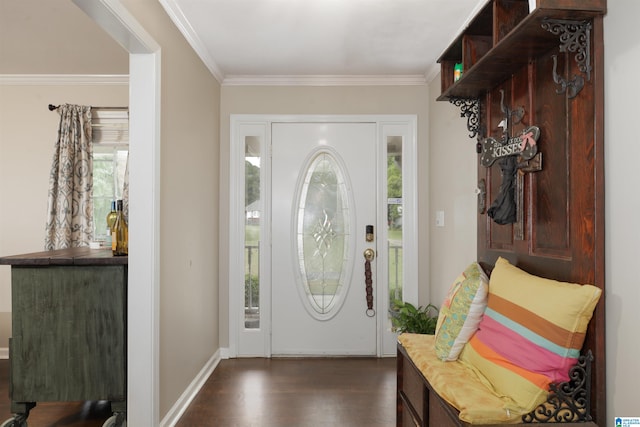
[{"xmin": 459, "ymin": 257, "xmax": 602, "ymax": 413}]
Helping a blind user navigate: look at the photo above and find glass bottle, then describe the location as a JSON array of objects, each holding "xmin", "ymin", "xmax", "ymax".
[
  {"xmin": 105, "ymin": 200, "xmax": 117, "ymax": 247},
  {"xmin": 112, "ymin": 199, "xmax": 128, "ymax": 256},
  {"xmin": 106, "ymin": 200, "xmax": 118, "ymax": 230}
]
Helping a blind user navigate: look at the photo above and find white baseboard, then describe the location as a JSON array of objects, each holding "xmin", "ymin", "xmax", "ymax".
[
  {"xmin": 0, "ymin": 347, "xmax": 8, "ymax": 359},
  {"xmin": 159, "ymin": 349, "xmax": 223, "ymax": 427},
  {"xmin": 219, "ymin": 347, "xmax": 230, "ymax": 360}
]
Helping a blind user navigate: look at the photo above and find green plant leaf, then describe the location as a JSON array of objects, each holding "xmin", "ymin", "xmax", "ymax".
[{"xmin": 389, "ymin": 300, "xmax": 439, "ymax": 335}]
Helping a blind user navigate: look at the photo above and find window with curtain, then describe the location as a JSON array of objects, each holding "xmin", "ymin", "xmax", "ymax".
[
  {"xmin": 91, "ymin": 108, "xmax": 129, "ymax": 241},
  {"xmin": 45, "ymin": 105, "xmax": 128, "ymax": 250}
]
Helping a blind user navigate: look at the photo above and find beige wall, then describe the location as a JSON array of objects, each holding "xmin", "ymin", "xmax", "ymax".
[
  {"xmin": 1, "ymin": 0, "xmax": 222, "ymax": 420},
  {"xmin": 0, "ymin": 313, "xmax": 9, "ymax": 352},
  {"xmin": 427, "ymin": 78, "xmax": 478, "ymax": 306},
  {"xmin": 119, "ymin": 0, "xmax": 221, "ymax": 418},
  {"xmin": 219, "ymin": 85, "xmax": 431, "ymax": 347},
  {"xmin": 0, "ymin": 83, "xmax": 129, "ymax": 348},
  {"xmin": 0, "ymin": 0, "xmax": 128, "ymax": 75},
  {"xmin": 604, "ymin": 0, "xmax": 640, "ymax": 419}
]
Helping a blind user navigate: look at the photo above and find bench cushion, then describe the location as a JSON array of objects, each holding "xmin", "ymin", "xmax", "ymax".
[
  {"xmin": 434, "ymin": 261, "xmax": 489, "ymax": 361},
  {"xmin": 399, "ymin": 333, "xmax": 529, "ymax": 424},
  {"xmin": 460, "ymin": 257, "xmax": 602, "ymax": 413}
]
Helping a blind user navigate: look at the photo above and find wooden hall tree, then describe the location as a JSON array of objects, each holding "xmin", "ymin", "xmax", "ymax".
[{"xmin": 436, "ymin": 0, "xmax": 606, "ymax": 425}]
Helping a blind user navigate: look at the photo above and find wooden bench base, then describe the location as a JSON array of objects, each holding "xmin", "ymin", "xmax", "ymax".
[{"xmin": 397, "ymin": 343, "xmax": 598, "ymax": 427}]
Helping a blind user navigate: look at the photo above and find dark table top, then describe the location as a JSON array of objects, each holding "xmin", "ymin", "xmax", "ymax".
[{"xmin": 0, "ymin": 247, "xmax": 127, "ymax": 266}]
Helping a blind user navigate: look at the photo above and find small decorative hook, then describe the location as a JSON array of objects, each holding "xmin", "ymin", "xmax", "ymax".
[
  {"xmin": 498, "ymin": 90, "xmax": 525, "ymax": 136},
  {"xmin": 552, "ymin": 55, "xmax": 585, "ymax": 99}
]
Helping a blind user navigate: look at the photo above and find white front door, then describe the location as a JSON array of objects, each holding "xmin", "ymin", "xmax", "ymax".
[
  {"xmin": 230, "ymin": 115, "xmax": 418, "ymax": 358},
  {"xmin": 271, "ymin": 122, "xmax": 378, "ymax": 355}
]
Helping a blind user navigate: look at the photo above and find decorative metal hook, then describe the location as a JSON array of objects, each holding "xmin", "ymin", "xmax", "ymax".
[
  {"xmin": 552, "ymin": 55, "xmax": 585, "ymax": 99},
  {"xmin": 542, "ymin": 18, "xmax": 592, "ymax": 98},
  {"xmin": 498, "ymin": 90, "xmax": 525, "ymax": 137}
]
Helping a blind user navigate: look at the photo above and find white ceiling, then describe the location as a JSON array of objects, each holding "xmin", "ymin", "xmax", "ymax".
[{"xmin": 160, "ymin": 0, "xmax": 488, "ymax": 85}]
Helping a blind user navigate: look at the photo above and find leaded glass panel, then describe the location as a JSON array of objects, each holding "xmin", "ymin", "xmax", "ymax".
[{"xmin": 295, "ymin": 151, "xmax": 351, "ymax": 318}]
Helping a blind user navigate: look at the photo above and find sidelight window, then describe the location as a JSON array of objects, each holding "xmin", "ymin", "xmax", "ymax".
[{"xmin": 244, "ymin": 136, "xmax": 261, "ymax": 329}]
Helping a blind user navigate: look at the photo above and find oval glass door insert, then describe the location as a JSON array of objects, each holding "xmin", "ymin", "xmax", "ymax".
[{"xmin": 294, "ymin": 148, "xmax": 353, "ymax": 320}]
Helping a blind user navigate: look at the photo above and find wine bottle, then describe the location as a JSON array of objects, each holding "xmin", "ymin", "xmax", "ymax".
[
  {"xmin": 105, "ymin": 200, "xmax": 117, "ymax": 247},
  {"xmin": 112, "ymin": 199, "xmax": 128, "ymax": 256},
  {"xmin": 106, "ymin": 200, "xmax": 118, "ymax": 230}
]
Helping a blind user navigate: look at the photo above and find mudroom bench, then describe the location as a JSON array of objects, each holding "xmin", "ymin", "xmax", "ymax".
[
  {"xmin": 397, "ymin": 335, "xmax": 596, "ymax": 427},
  {"xmin": 396, "ymin": 259, "xmax": 602, "ymax": 427}
]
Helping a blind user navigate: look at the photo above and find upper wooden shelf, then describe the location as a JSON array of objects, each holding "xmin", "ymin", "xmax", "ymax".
[{"xmin": 436, "ymin": 0, "xmax": 606, "ymax": 101}]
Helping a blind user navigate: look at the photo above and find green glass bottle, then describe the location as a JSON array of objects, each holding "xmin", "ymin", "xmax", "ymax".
[{"xmin": 106, "ymin": 200, "xmax": 118, "ymax": 231}]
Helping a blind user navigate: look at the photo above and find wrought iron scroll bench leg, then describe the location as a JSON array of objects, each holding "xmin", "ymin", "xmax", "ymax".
[{"xmin": 522, "ymin": 350, "xmax": 594, "ymax": 423}]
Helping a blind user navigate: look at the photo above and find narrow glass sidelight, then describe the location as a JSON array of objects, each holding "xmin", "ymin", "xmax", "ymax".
[
  {"xmin": 294, "ymin": 149, "xmax": 353, "ymax": 320},
  {"xmin": 387, "ymin": 136, "xmax": 404, "ymax": 316},
  {"xmin": 244, "ymin": 136, "xmax": 261, "ymax": 329}
]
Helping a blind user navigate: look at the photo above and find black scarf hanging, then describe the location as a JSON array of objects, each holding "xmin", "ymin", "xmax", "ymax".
[{"xmin": 487, "ymin": 155, "xmax": 517, "ymax": 224}]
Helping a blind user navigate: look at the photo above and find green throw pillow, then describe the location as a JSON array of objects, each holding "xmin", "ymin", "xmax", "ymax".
[{"xmin": 434, "ymin": 262, "xmax": 489, "ymax": 361}]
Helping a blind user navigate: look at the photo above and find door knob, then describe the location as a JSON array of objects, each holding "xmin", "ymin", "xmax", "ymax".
[{"xmin": 363, "ymin": 248, "xmax": 375, "ymax": 261}]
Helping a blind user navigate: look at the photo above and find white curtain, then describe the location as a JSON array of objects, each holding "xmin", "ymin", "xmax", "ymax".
[{"xmin": 44, "ymin": 104, "xmax": 93, "ymax": 250}]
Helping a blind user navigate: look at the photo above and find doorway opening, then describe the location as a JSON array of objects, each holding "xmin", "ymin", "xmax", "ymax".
[{"xmin": 72, "ymin": 1, "xmax": 161, "ymax": 423}]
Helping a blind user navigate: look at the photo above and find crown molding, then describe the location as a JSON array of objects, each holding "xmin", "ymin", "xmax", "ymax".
[
  {"xmin": 424, "ymin": 63, "xmax": 441, "ymax": 86},
  {"xmin": 0, "ymin": 74, "xmax": 129, "ymax": 85},
  {"xmin": 222, "ymin": 74, "xmax": 427, "ymax": 87},
  {"xmin": 159, "ymin": 0, "xmax": 225, "ymax": 83}
]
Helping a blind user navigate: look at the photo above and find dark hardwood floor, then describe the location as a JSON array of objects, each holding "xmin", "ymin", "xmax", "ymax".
[{"xmin": 1, "ymin": 357, "xmax": 396, "ymax": 426}]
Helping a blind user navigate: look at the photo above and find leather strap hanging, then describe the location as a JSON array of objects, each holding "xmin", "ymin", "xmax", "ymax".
[{"xmin": 364, "ymin": 249, "xmax": 375, "ymax": 317}]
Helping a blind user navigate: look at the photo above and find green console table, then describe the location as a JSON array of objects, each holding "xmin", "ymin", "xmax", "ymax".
[{"xmin": 0, "ymin": 247, "xmax": 127, "ymax": 427}]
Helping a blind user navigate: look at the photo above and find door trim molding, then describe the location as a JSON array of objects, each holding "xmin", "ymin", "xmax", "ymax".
[{"xmin": 228, "ymin": 114, "xmax": 418, "ymax": 358}]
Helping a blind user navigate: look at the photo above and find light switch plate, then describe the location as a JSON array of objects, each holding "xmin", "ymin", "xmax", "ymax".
[{"xmin": 435, "ymin": 210, "xmax": 445, "ymax": 227}]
